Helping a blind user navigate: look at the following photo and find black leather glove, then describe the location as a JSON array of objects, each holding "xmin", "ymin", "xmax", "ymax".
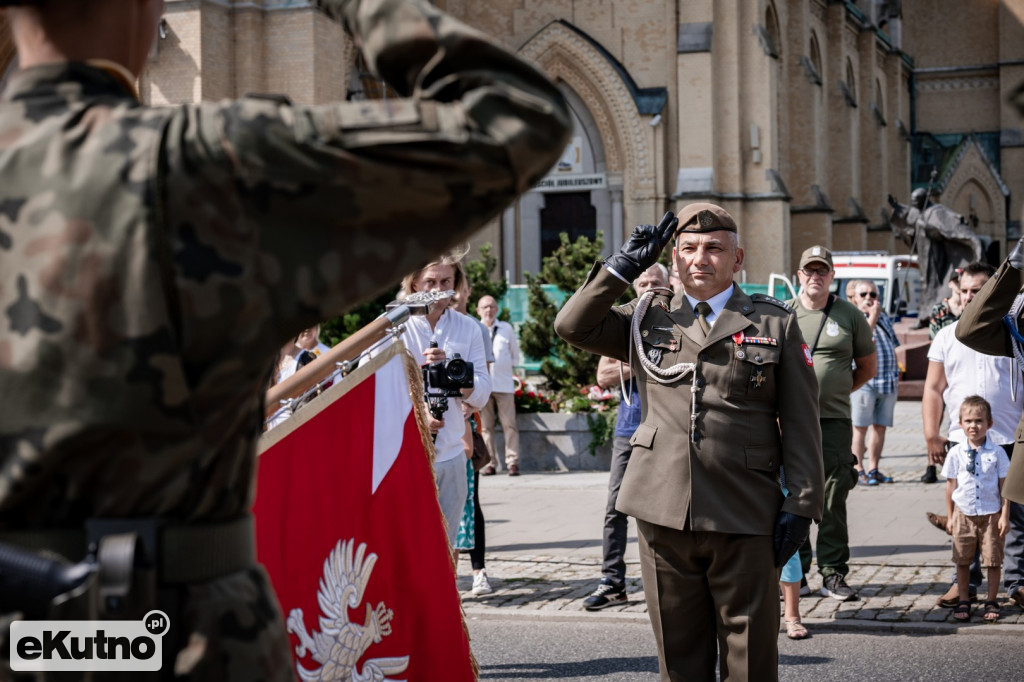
[
  {"xmin": 773, "ymin": 511, "xmax": 812, "ymax": 568},
  {"xmin": 603, "ymin": 211, "xmax": 678, "ymax": 283},
  {"xmin": 1009, "ymin": 237, "xmax": 1024, "ymax": 271}
]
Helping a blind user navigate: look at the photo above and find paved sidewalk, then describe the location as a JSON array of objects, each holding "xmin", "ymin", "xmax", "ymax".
[{"xmin": 457, "ymin": 400, "xmax": 1024, "ymax": 631}]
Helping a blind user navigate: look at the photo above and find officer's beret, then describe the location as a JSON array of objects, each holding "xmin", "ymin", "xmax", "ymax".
[{"xmin": 674, "ymin": 203, "xmax": 738, "ymax": 236}]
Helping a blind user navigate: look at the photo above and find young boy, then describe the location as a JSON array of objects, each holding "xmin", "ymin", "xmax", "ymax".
[{"xmin": 942, "ymin": 395, "xmax": 1012, "ymax": 622}]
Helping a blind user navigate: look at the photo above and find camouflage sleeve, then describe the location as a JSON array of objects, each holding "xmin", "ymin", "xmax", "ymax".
[{"xmin": 160, "ymin": 0, "xmax": 570, "ymax": 351}]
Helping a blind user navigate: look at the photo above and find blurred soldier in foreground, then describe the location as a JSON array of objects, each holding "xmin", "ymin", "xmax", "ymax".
[
  {"xmin": 555, "ymin": 204, "xmax": 824, "ymax": 681},
  {"xmin": 0, "ymin": 0, "xmax": 570, "ymax": 678}
]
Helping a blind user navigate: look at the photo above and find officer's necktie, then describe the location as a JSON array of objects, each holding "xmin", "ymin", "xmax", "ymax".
[{"xmin": 695, "ymin": 301, "xmax": 712, "ymax": 336}]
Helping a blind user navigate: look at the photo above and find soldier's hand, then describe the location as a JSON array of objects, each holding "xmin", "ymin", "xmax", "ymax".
[
  {"xmin": 603, "ymin": 212, "xmax": 678, "ymax": 283},
  {"xmin": 1010, "ymin": 237, "xmax": 1024, "ymax": 270},
  {"xmin": 773, "ymin": 511, "xmax": 812, "ymax": 568}
]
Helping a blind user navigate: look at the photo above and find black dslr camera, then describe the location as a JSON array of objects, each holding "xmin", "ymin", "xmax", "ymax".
[{"xmin": 422, "ymin": 343, "xmax": 474, "ymax": 421}]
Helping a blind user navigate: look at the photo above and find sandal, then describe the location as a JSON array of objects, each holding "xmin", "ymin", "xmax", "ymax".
[
  {"xmin": 784, "ymin": 618, "xmax": 810, "ymax": 640},
  {"xmin": 953, "ymin": 600, "xmax": 971, "ymax": 622},
  {"xmin": 983, "ymin": 600, "xmax": 1000, "ymax": 623}
]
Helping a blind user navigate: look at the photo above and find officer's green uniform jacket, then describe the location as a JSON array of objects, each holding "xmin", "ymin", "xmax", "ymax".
[
  {"xmin": 0, "ymin": 0, "xmax": 570, "ymax": 677},
  {"xmin": 555, "ymin": 265, "xmax": 825, "ymax": 534},
  {"xmin": 956, "ymin": 260, "xmax": 1024, "ymax": 503}
]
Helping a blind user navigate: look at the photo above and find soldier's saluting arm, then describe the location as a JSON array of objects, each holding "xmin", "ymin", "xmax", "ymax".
[
  {"xmin": 162, "ymin": 0, "xmax": 572, "ymax": 336},
  {"xmin": 956, "ymin": 241, "xmax": 1024, "ymax": 357}
]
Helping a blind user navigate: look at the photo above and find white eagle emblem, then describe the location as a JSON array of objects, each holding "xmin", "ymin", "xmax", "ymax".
[{"xmin": 286, "ymin": 539, "xmax": 410, "ymax": 682}]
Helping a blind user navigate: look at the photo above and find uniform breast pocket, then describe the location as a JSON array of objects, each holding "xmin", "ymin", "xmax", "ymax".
[
  {"xmin": 729, "ymin": 346, "xmax": 781, "ymax": 400},
  {"xmin": 640, "ymin": 330, "xmax": 681, "ymax": 367}
]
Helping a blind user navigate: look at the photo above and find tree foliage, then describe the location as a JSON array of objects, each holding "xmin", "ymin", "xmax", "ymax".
[
  {"xmin": 464, "ymin": 243, "xmax": 509, "ymax": 321},
  {"xmin": 519, "ymin": 232, "xmax": 606, "ymax": 397}
]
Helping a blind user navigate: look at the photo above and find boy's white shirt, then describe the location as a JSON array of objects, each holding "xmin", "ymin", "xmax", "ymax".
[{"xmin": 941, "ymin": 434, "xmax": 1010, "ymax": 516}]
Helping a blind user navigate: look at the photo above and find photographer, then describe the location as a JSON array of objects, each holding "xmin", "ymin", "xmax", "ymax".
[{"xmin": 397, "ymin": 256, "xmax": 491, "ymax": 546}]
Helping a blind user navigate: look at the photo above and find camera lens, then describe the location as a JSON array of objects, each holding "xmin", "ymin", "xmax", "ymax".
[{"xmin": 446, "ymin": 357, "xmax": 469, "ymax": 382}]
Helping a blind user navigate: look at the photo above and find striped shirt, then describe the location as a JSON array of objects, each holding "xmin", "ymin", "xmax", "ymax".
[{"xmin": 867, "ymin": 312, "xmax": 900, "ymax": 394}]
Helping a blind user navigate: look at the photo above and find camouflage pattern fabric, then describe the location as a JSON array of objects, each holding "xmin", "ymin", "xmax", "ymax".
[{"xmin": 0, "ymin": 0, "xmax": 570, "ymax": 678}]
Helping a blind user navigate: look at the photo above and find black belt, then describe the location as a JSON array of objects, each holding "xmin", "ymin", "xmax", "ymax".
[{"xmin": 0, "ymin": 514, "xmax": 255, "ymax": 584}]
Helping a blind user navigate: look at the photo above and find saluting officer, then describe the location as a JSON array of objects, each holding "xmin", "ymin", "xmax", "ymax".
[
  {"xmin": 555, "ymin": 203, "xmax": 824, "ymax": 682},
  {"xmin": 0, "ymin": 0, "xmax": 569, "ymax": 679},
  {"xmin": 955, "ymin": 239, "xmax": 1024, "ymax": 610}
]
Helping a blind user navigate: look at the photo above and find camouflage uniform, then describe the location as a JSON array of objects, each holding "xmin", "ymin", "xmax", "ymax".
[{"xmin": 0, "ymin": 0, "xmax": 569, "ymax": 678}]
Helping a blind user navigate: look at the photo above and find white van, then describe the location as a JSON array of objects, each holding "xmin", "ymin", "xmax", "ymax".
[{"xmin": 828, "ymin": 252, "xmax": 921, "ymax": 319}]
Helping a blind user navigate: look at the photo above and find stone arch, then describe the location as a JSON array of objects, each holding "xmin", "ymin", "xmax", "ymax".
[
  {"xmin": 766, "ymin": 2, "xmax": 782, "ymax": 59},
  {"xmin": 517, "ymin": 21, "xmax": 653, "ymax": 193},
  {"xmin": 809, "ymin": 31, "xmax": 823, "ymax": 84},
  {"xmin": 846, "ymin": 57, "xmax": 857, "ymax": 101}
]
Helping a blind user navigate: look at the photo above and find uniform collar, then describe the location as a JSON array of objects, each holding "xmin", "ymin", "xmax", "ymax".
[
  {"xmin": 684, "ymin": 284, "xmax": 735, "ymax": 322},
  {"xmin": 1, "ymin": 61, "xmax": 140, "ymax": 104},
  {"xmin": 673, "ymin": 284, "xmax": 758, "ymax": 348}
]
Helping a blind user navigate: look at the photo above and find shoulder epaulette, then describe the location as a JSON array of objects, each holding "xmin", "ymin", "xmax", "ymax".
[{"xmin": 750, "ymin": 293, "xmax": 794, "ymax": 314}]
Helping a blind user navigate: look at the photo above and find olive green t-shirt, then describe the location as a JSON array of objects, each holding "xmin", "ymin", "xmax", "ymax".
[{"xmin": 788, "ymin": 296, "xmax": 875, "ymax": 419}]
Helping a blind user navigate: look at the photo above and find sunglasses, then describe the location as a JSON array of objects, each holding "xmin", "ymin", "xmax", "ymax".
[
  {"xmin": 800, "ymin": 267, "xmax": 830, "ymax": 278},
  {"xmin": 857, "ymin": 291, "xmax": 878, "ymax": 299},
  {"xmin": 966, "ymin": 448, "xmax": 979, "ymax": 475}
]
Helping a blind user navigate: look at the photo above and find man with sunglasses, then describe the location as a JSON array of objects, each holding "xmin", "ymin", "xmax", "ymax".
[
  {"xmin": 788, "ymin": 246, "xmax": 876, "ymax": 601},
  {"xmin": 845, "ymin": 280, "xmax": 900, "ymax": 486}
]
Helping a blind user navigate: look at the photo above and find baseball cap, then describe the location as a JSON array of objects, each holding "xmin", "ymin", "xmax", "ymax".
[{"xmin": 799, "ymin": 245, "xmax": 833, "ymax": 270}]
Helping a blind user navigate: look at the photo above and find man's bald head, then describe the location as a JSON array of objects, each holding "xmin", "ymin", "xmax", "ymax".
[{"xmin": 477, "ymin": 295, "xmax": 498, "ymax": 326}]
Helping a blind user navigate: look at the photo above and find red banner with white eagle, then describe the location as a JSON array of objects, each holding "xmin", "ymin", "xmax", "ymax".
[{"xmin": 254, "ymin": 341, "xmax": 475, "ymax": 682}]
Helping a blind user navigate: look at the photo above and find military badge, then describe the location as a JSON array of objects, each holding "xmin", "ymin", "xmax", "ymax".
[
  {"xmin": 802, "ymin": 344, "xmax": 814, "ymax": 366},
  {"xmin": 648, "ymin": 347, "xmax": 663, "ymax": 364},
  {"xmin": 750, "ymin": 368, "xmax": 767, "ymax": 389},
  {"xmin": 698, "ymin": 209, "xmax": 714, "ymax": 227}
]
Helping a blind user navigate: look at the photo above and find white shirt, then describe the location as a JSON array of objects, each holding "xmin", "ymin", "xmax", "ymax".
[
  {"xmin": 941, "ymin": 436, "xmax": 1010, "ymax": 516},
  {"xmin": 928, "ymin": 321, "xmax": 1021, "ymax": 444},
  {"xmin": 399, "ymin": 308, "xmax": 491, "ymax": 463},
  {"xmin": 684, "ymin": 284, "xmax": 735, "ymax": 327},
  {"xmin": 484, "ymin": 320, "xmax": 520, "ymax": 393}
]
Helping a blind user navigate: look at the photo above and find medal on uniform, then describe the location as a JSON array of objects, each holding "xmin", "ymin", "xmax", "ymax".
[{"xmin": 750, "ymin": 367, "xmax": 767, "ymax": 389}]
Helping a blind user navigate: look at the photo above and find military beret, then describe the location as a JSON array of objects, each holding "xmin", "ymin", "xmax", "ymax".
[{"xmin": 674, "ymin": 202, "xmax": 738, "ymax": 235}]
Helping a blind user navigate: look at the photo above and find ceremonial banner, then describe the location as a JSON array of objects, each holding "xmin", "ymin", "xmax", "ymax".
[{"xmin": 254, "ymin": 341, "xmax": 475, "ymax": 681}]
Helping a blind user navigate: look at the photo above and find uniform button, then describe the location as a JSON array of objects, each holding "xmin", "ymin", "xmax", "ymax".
[
  {"xmin": 642, "ymin": 330, "xmax": 649, "ymax": 338},
  {"xmin": 696, "ymin": 378, "xmax": 706, "ymax": 388}
]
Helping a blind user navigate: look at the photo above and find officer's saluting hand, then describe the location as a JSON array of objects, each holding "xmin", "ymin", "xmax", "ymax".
[{"xmin": 603, "ymin": 211, "xmax": 678, "ymax": 283}]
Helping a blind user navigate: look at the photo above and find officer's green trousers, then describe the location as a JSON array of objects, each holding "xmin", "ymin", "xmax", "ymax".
[{"xmin": 799, "ymin": 417, "xmax": 857, "ymax": 578}]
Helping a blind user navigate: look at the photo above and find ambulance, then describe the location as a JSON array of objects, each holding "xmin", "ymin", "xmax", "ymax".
[{"xmin": 828, "ymin": 252, "xmax": 922, "ymax": 319}]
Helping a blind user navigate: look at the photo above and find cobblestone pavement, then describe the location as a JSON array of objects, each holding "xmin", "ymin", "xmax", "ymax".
[{"xmin": 457, "ymin": 400, "xmax": 1024, "ymax": 631}]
